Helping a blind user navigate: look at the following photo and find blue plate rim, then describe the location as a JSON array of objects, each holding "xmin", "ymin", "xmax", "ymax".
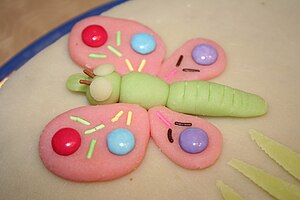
[{"xmin": 0, "ymin": 0, "xmax": 128, "ymax": 81}]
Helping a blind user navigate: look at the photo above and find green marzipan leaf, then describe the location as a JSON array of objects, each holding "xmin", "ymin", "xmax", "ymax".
[
  {"xmin": 216, "ymin": 180, "xmax": 245, "ymax": 200},
  {"xmin": 250, "ymin": 129, "xmax": 300, "ymax": 181},
  {"xmin": 229, "ymin": 159, "xmax": 300, "ymax": 200}
]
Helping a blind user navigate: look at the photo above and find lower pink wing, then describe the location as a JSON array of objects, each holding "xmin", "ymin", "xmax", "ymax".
[
  {"xmin": 158, "ymin": 38, "xmax": 227, "ymax": 84},
  {"xmin": 149, "ymin": 106, "xmax": 223, "ymax": 169},
  {"xmin": 39, "ymin": 103, "xmax": 150, "ymax": 182}
]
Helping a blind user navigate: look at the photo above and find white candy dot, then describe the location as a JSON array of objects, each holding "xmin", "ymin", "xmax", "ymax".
[
  {"xmin": 90, "ymin": 77, "xmax": 113, "ymax": 101},
  {"xmin": 93, "ymin": 64, "xmax": 115, "ymax": 76}
]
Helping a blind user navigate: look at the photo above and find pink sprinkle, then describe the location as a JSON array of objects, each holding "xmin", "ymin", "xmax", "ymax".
[
  {"xmin": 156, "ymin": 112, "xmax": 171, "ymax": 127},
  {"xmin": 165, "ymin": 68, "xmax": 177, "ymax": 80}
]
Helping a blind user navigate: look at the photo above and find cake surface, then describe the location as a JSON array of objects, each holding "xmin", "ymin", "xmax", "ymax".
[{"xmin": 0, "ymin": 0, "xmax": 299, "ymax": 199}]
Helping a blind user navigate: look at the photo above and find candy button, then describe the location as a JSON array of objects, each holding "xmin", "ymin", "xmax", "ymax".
[
  {"xmin": 51, "ymin": 128, "xmax": 81, "ymax": 156},
  {"xmin": 192, "ymin": 44, "xmax": 218, "ymax": 65},
  {"xmin": 81, "ymin": 25, "xmax": 108, "ymax": 48},
  {"xmin": 179, "ymin": 128, "xmax": 209, "ymax": 154},
  {"xmin": 130, "ymin": 32, "xmax": 156, "ymax": 54},
  {"xmin": 107, "ymin": 128, "xmax": 135, "ymax": 155}
]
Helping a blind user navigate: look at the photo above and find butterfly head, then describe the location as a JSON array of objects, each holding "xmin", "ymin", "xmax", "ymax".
[{"xmin": 66, "ymin": 64, "xmax": 121, "ymax": 105}]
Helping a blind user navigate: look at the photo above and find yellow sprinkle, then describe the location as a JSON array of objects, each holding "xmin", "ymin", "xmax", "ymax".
[
  {"xmin": 111, "ymin": 110, "xmax": 124, "ymax": 122},
  {"xmin": 126, "ymin": 111, "xmax": 133, "ymax": 126},
  {"xmin": 138, "ymin": 59, "xmax": 146, "ymax": 72},
  {"xmin": 125, "ymin": 59, "xmax": 134, "ymax": 71}
]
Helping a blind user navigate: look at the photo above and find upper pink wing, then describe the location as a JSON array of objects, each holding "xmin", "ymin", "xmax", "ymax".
[
  {"xmin": 69, "ymin": 16, "xmax": 166, "ymax": 76},
  {"xmin": 158, "ymin": 38, "xmax": 227, "ymax": 84}
]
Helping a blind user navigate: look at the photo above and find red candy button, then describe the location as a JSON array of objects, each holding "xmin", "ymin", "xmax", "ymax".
[
  {"xmin": 81, "ymin": 25, "xmax": 108, "ymax": 47},
  {"xmin": 51, "ymin": 128, "xmax": 81, "ymax": 156}
]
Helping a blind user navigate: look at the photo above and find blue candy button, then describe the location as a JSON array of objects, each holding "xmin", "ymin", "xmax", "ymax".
[
  {"xmin": 130, "ymin": 32, "xmax": 156, "ymax": 55},
  {"xmin": 107, "ymin": 128, "xmax": 135, "ymax": 155}
]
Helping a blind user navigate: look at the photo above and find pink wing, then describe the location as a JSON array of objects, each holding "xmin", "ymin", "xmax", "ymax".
[
  {"xmin": 69, "ymin": 16, "xmax": 166, "ymax": 76},
  {"xmin": 158, "ymin": 38, "xmax": 227, "ymax": 84},
  {"xmin": 39, "ymin": 103, "xmax": 150, "ymax": 182},
  {"xmin": 149, "ymin": 106, "xmax": 223, "ymax": 169}
]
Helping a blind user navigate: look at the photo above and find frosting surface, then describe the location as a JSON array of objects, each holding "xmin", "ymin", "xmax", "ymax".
[{"xmin": 0, "ymin": 0, "xmax": 300, "ymax": 199}]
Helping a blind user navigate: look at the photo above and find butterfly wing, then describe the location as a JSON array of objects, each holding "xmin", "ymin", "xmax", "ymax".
[
  {"xmin": 148, "ymin": 106, "xmax": 223, "ymax": 169},
  {"xmin": 39, "ymin": 103, "xmax": 150, "ymax": 182},
  {"xmin": 68, "ymin": 16, "xmax": 166, "ymax": 76},
  {"xmin": 158, "ymin": 38, "xmax": 227, "ymax": 84}
]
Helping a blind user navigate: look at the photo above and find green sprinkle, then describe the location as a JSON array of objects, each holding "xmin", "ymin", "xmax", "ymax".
[
  {"xmin": 84, "ymin": 124, "xmax": 105, "ymax": 134},
  {"xmin": 229, "ymin": 159, "xmax": 300, "ymax": 200},
  {"xmin": 250, "ymin": 129, "xmax": 300, "ymax": 181},
  {"xmin": 95, "ymin": 124, "xmax": 105, "ymax": 130},
  {"xmin": 87, "ymin": 139, "xmax": 97, "ymax": 159},
  {"xmin": 70, "ymin": 116, "xmax": 90, "ymax": 125},
  {"xmin": 116, "ymin": 31, "xmax": 121, "ymax": 46},
  {"xmin": 88, "ymin": 54, "xmax": 107, "ymax": 59},
  {"xmin": 84, "ymin": 128, "xmax": 96, "ymax": 134},
  {"xmin": 107, "ymin": 45, "xmax": 122, "ymax": 57},
  {"xmin": 216, "ymin": 180, "xmax": 244, "ymax": 200}
]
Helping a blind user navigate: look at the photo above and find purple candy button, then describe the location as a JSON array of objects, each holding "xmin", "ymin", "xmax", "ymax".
[
  {"xmin": 179, "ymin": 128, "xmax": 209, "ymax": 154},
  {"xmin": 192, "ymin": 44, "xmax": 218, "ymax": 65}
]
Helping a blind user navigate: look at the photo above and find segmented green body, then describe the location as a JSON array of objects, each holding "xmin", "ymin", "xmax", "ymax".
[
  {"xmin": 167, "ymin": 81, "xmax": 267, "ymax": 117},
  {"xmin": 119, "ymin": 73, "xmax": 267, "ymax": 117}
]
